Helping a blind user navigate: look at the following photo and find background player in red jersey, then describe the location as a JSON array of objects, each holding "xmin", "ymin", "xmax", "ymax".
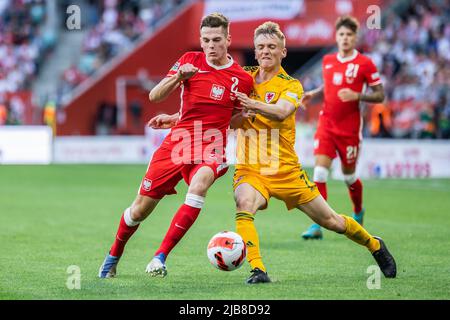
[
  {"xmin": 99, "ymin": 13, "xmax": 253, "ymax": 278},
  {"xmin": 302, "ymin": 16, "xmax": 385, "ymax": 239}
]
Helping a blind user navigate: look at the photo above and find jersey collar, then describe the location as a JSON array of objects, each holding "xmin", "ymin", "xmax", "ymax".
[
  {"xmin": 336, "ymin": 49, "xmax": 358, "ymax": 63},
  {"xmin": 255, "ymin": 65, "xmax": 285, "ymax": 84},
  {"xmin": 205, "ymin": 54, "xmax": 234, "ymax": 70}
]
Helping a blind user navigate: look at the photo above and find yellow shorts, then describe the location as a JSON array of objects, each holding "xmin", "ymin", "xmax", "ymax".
[{"xmin": 233, "ymin": 168, "xmax": 320, "ymax": 210}]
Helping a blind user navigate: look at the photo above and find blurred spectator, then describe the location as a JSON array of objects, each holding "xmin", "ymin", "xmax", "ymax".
[
  {"xmin": 57, "ymin": 0, "xmax": 187, "ymax": 127},
  {"xmin": 369, "ymin": 103, "xmax": 392, "ymax": 138},
  {"xmin": 9, "ymin": 95, "xmax": 24, "ymax": 124},
  {"xmin": 416, "ymin": 104, "xmax": 436, "ymax": 139},
  {"xmin": 301, "ymin": 0, "xmax": 450, "ymax": 139},
  {"xmin": 0, "ymin": 96, "xmax": 7, "ymax": 125},
  {"xmin": 95, "ymin": 101, "xmax": 117, "ymax": 135},
  {"xmin": 129, "ymin": 99, "xmax": 143, "ymax": 129},
  {"xmin": 364, "ymin": 0, "xmax": 450, "ymax": 139},
  {"xmin": 43, "ymin": 98, "xmax": 56, "ymax": 135},
  {"xmin": 0, "ymin": 0, "xmax": 53, "ymax": 98}
]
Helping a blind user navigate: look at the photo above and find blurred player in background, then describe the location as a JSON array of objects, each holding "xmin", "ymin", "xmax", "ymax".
[
  {"xmin": 231, "ymin": 22, "xmax": 395, "ymax": 284},
  {"xmin": 301, "ymin": 16, "xmax": 386, "ymax": 240},
  {"xmin": 99, "ymin": 13, "xmax": 253, "ymax": 278}
]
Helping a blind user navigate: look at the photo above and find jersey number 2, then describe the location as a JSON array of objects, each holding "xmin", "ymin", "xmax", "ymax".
[
  {"xmin": 231, "ymin": 77, "xmax": 239, "ymax": 94},
  {"xmin": 346, "ymin": 145, "xmax": 358, "ymax": 160}
]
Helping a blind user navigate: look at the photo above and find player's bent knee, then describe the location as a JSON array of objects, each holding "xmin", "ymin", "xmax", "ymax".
[
  {"xmin": 235, "ymin": 196, "xmax": 255, "ymax": 213},
  {"xmin": 188, "ymin": 181, "xmax": 211, "ymax": 196},
  {"xmin": 123, "ymin": 207, "xmax": 140, "ymax": 226},
  {"xmin": 315, "ymin": 155, "xmax": 333, "ymax": 169},
  {"xmin": 343, "ymin": 172, "xmax": 357, "ymax": 186},
  {"xmin": 188, "ymin": 167, "xmax": 215, "ymax": 195},
  {"xmin": 131, "ymin": 196, "xmax": 159, "ymax": 221},
  {"xmin": 130, "ymin": 207, "xmax": 146, "ymax": 222},
  {"xmin": 314, "ymin": 166, "xmax": 329, "ymax": 183}
]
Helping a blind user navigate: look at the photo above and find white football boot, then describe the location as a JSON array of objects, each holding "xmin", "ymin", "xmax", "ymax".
[{"xmin": 145, "ymin": 256, "xmax": 167, "ymax": 277}]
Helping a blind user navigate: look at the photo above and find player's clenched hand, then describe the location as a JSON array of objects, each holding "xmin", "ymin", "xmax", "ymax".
[
  {"xmin": 176, "ymin": 63, "xmax": 199, "ymax": 81},
  {"xmin": 147, "ymin": 114, "xmax": 178, "ymax": 129},
  {"xmin": 242, "ymin": 109, "xmax": 256, "ymax": 122},
  {"xmin": 338, "ymin": 88, "xmax": 360, "ymax": 102},
  {"xmin": 242, "ymin": 109, "xmax": 256, "ymax": 118},
  {"xmin": 236, "ymin": 92, "xmax": 258, "ymax": 110}
]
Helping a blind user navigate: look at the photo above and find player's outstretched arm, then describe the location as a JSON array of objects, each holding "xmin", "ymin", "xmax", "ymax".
[
  {"xmin": 236, "ymin": 92, "xmax": 295, "ymax": 122},
  {"xmin": 301, "ymin": 85, "xmax": 323, "ymax": 107},
  {"xmin": 149, "ymin": 63, "xmax": 199, "ymax": 103},
  {"xmin": 338, "ymin": 84, "xmax": 385, "ymax": 103},
  {"xmin": 359, "ymin": 83, "xmax": 385, "ymax": 103},
  {"xmin": 148, "ymin": 112, "xmax": 179, "ymax": 129},
  {"xmin": 148, "ymin": 75, "xmax": 181, "ymax": 103}
]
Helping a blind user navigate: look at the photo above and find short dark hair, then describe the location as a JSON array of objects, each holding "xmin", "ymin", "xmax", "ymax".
[
  {"xmin": 335, "ymin": 15, "xmax": 360, "ymax": 33},
  {"xmin": 200, "ymin": 12, "xmax": 229, "ymax": 35}
]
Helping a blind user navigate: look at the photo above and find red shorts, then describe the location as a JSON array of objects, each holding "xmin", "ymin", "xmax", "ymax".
[
  {"xmin": 139, "ymin": 146, "xmax": 228, "ymax": 199},
  {"xmin": 314, "ymin": 129, "xmax": 361, "ymax": 169}
]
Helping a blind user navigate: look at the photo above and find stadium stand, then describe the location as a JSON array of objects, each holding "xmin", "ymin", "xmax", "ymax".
[
  {"xmin": 300, "ymin": 0, "xmax": 450, "ymax": 139},
  {"xmin": 1, "ymin": 0, "xmax": 449, "ymax": 140},
  {"xmin": 58, "ymin": 0, "xmax": 187, "ymax": 111},
  {"xmin": 0, "ymin": 0, "xmax": 55, "ymax": 124}
]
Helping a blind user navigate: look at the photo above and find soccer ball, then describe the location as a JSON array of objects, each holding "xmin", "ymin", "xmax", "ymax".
[{"xmin": 207, "ymin": 231, "xmax": 246, "ymax": 271}]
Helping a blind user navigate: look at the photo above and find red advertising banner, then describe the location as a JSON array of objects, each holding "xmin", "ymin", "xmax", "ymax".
[{"xmin": 201, "ymin": 0, "xmax": 384, "ymax": 48}]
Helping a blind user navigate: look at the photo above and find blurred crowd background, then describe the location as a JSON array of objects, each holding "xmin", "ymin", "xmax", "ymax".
[
  {"xmin": 301, "ymin": 0, "xmax": 450, "ymax": 139},
  {"xmin": 0, "ymin": 0, "xmax": 449, "ymax": 140}
]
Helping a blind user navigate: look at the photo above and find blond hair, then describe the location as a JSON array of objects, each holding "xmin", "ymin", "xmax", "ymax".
[{"xmin": 254, "ymin": 21, "xmax": 286, "ymax": 46}]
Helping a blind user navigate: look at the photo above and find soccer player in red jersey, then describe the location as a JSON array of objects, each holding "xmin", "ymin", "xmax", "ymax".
[
  {"xmin": 302, "ymin": 16, "xmax": 385, "ymax": 239},
  {"xmin": 99, "ymin": 13, "xmax": 253, "ymax": 278}
]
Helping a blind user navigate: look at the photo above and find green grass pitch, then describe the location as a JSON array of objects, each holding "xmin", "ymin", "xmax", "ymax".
[{"xmin": 1, "ymin": 165, "xmax": 449, "ymax": 300}]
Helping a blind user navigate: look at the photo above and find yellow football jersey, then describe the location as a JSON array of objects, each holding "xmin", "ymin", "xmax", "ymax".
[{"xmin": 235, "ymin": 66, "xmax": 304, "ymax": 175}]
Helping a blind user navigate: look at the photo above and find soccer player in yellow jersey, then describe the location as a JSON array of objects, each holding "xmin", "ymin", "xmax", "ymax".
[{"xmin": 231, "ymin": 22, "xmax": 396, "ymax": 284}]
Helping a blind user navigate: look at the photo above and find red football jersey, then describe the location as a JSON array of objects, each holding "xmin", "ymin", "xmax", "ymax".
[
  {"xmin": 320, "ymin": 50, "xmax": 381, "ymax": 137},
  {"xmin": 162, "ymin": 51, "xmax": 253, "ymax": 161}
]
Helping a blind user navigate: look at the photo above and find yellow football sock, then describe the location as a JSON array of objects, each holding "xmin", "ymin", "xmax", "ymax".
[
  {"xmin": 341, "ymin": 215, "xmax": 381, "ymax": 253},
  {"xmin": 236, "ymin": 211, "xmax": 266, "ymax": 272}
]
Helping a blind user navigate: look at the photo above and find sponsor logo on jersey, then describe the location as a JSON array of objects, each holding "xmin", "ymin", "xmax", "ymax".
[
  {"xmin": 170, "ymin": 61, "xmax": 180, "ymax": 72},
  {"xmin": 265, "ymin": 91, "xmax": 276, "ymax": 103},
  {"xmin": 142, "ymin": 178, "xmax": 152, "ymax": 191},
  {"xmin": 333, "ymin": 72, "xmax": 343, "ymax": 85},
  {"xmin": 210, "ymin": 84, "xmax": 225, "ymax": 100},
  {"xmin": 325, "ymin": 64, "xmax": 333, "ymax": 69},
  {"xmin": 286, "ymin": 91, "xmax": 299, "ymax": 102}
]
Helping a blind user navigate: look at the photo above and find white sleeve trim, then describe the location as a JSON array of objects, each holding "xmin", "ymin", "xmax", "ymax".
[{"xmin": 368, "ymin": 80, "xmax": 382, "ymax": 86}]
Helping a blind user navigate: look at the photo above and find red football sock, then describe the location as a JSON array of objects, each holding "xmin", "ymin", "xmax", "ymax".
[
  {"xmin": 155, "ymin": 204, "xmax": 201, "ymax": 258},
  {"xmin": 110, "ymin": 213, "xmax": 140, "ymax": 258},
  {"xmin": 315, "ymin": 181, "xmax": 328, "ymax": 200},
  {"xmin": 348, "ymin": 179, "xmax": 363, "ymax": 213}
]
